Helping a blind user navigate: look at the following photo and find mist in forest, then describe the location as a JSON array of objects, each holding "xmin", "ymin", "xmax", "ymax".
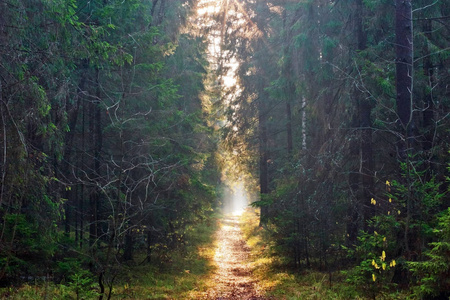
[
  {"xmin": 222, "ymin": 182, "xmax": 248, "ymax": 215},
  {"xmin": 1, "ymin": 0, "xmax": 450, "ymax": 298}
]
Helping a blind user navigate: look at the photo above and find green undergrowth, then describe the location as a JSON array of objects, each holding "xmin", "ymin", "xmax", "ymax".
[
  {"xmin": 115, "ymin": 217, "xmax": 218, "ymax": 299},
  {"xmin": 240, "ymin": 210, "xmax": 411, "ymax": 300},
  {"xmin": 0, "ymin": 215, "xmax": 219, "ymax": 299}
]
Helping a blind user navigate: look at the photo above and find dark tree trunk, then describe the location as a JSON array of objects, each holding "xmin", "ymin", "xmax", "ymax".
[
  {"xmin": 0, "ymin": 2, "xmax": 5, "ymax": 42},
  {"xmin": 347, "ymin": 0, "xmax": 372, "ymax": 243},
  {"xmin": 395, "ymin": 0, "xmax": 413, "ymax": 255},
  {"xmin": 347, "ymin": 120, "xmax": 360, "ymax": 245},
  {"xmin": 63, "ymin": 71, "xmax": 86, "ymax": 236},
  {"xmin": 79, "ymin": 95, "xmax": 87, "ymax": 249},
  {"xmin": 89, "ymin": 102, "xmax": 97, "ymax": 245},
  {"xmin": 155, "ymin": 0, "xmax": 166, "ymax": 27},
  {"xmin": 282, "ymin": 9, "xmax": 293, "ymax": 155},
  {"xmin": 0, "ymin": 2, "xmax": 6, "ymax": 208},
  {"xmin": 89, "ymin": 68, "xmax": 103, "ymax": 246},
  {"xmin": 360, "ymin": 100, "xmax": 374, "ymax": 227},
  {"xmin": 286, "ymin": 100, "xmax": 293, "ymax": 154},
  {"xmin": 395, "ymin": 0, "xmax": 414, "ymax": 156},
  {"xmin": 123, "ymin": 231, "xmax": 133, "ymax": 261},
  {"xmin": 259, "ymin": 99, "xmax": 269, "ymax": 225},
  {"xmin": 151, "ymin": 0, "xmax": 159, "ymax": 17},
  {"xmin": 359, "ymin": 0, "xmax": 374, "ymax": 230},
  {"xmin": 0, "ymin": 94, "xmax": 6, "ymax": 208},
  {"xmin": 422, "ymin": 19, "xmax": 434, "ymax": 153},
  {"xmin": 74, "ymin": 182, "xmax": 79, "ymax": 243}
]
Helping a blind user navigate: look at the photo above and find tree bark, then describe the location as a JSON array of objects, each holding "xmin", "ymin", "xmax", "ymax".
[
  {"xmin": 360, "ymin": 99, "xmax": 374, "ymax": 227},
  {"xmin": 347, "ymin": 0, "xmax": 372, "ymax": 243},
  {"xmin": 395, "ymin": 0, "xmax": 413, "ymax": 254},
  {"xmin": 259, "ymin": 98, "xmax": 269, "ymax": 225},
  {"xmin": 282, "ymin": 9, "xmax": 293, "ymax": 155},
  {"xmin": 286, "ymin": 98, "xmax": 293, "ymax": 154},
  {"xmin": 89, "ymin": 68, "xmax": 103, "ymax": 246},
  {"xmin": 63, "ymin": 71, "xmax": 86, "ymax": 236},
  {"xmin": 422, "ymin": 19, "xmax": 434, "ymax": 153},
  {"xmin": 395, "ymin": 0, "xmax": 414, "ymax": 156}
]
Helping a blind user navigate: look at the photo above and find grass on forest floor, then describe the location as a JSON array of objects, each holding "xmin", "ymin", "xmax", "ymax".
[
  {"xmin": 239, "ymin": 209, "xmax": 411, "ymax": 300},
  {"xmin": 114, "ymin": 217, "xmax": 219, "ymax": 299},
  {"xmin": 0, "ymin": 215, "xmax": 219, "ymax": 299}
]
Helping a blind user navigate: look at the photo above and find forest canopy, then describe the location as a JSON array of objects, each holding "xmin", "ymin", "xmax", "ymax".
[
  {"xmin": 217, "ymin": 0, "xmax": 449, "ymax": 298},
  {"xmin": 0, "ymin": 0, "xmax": 449, "ymax": 299}
]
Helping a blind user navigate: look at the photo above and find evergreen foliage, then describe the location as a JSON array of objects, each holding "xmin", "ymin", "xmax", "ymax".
[
  {"xmin": 0, "ymin": 0, "xmax": 220, "ymax": 297},
  {"xmin": 219, "ymin": 0, "xmax": 449, "ymax": 297},
  {"xmin": 0, "ymin": 0, "xmax": 449, "ymax": 297}
]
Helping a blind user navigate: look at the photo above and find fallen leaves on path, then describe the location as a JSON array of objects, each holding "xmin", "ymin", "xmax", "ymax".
[{"xmin": 202, "ymin": 215, "xmax": 268, "ymax": 300}]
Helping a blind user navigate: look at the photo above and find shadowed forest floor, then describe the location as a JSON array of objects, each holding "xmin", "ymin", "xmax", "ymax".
[{"xmin": 0, "ymin": 211, "xmax": 414, "ymax": 299}]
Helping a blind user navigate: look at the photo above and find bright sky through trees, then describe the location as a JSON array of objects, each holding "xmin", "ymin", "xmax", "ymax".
[{"xmin": 197, "ymin": 0, "xmax": 249, "ymax": 215}]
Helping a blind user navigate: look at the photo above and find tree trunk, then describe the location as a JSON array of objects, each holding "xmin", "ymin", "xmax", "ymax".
[
  {"xmin": 80, "ymin": 94, "xmax": 87, "ymax": 249},
  {"xmin": 259, "ymin": 98, "xmax": 269, "ymax": 225},
  {"xmin": 286, "ymin": 99, "xmax": 293, "ymax": 154},
  {"xmin": 123, "ymin": 230, "xmax": 133, "ymax": 261},
  {"xmin": 347, "ymin": 0, "xmax": 372, "ymax": 242},
  {"xmin": 395, "ymin": 0, "xmax": 414, "ymax": 157},
  {"xmin": 422, "ymin": 19, "xmax": 434, "ymax": 153},
  {"xmin": 301, "ymin": 97, "xmax": 307, "ymax": 150},
  {"xmin": 360, "ymin": 99, "xmax": 374, "ymax": 227},
  {"xmin": 63, "ymin": 71, "xmax": 86, "ymax": 237},
  {"xmin": 282, "ymin": 9, "xmax": 293, "ymax": 155},
  {"xmin": 89, "ymin": 68, "xmax": 103, "ymax": 246},
  {"xmin": 395, "ymin": 0, "xmax": 413, "ymax": 254},
  {"xmin": 0, "ymin": 96, "xmax": 7, "ymax": 208},
  {"xmin": 347, "ymin": 118, "xmax": 359, "ymax": 245}
]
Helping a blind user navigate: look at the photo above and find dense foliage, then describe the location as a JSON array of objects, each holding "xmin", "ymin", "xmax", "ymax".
[
  {"xmin": 0, "ymin": 0, "xmax": 221, "ymax": 297},
  {"xmin": 218, "ymin": 0, "xmax": 449, "ymax": 298},
  {"xmin": 1, "ymin": 0, "xmax": 449, "ymax": 298}
]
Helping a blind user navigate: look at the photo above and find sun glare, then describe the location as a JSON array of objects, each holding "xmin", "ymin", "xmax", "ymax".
[
  {"xmin": 197, "ymin": 0, "xmax": 241, "ymax": 90},
  {"xmin": 229, "ymin": 181, "xmax": 248, "ymax": 216},
  {"xmin": 197, "ymin": 1, "xmax": 248, "ymax": 216}
]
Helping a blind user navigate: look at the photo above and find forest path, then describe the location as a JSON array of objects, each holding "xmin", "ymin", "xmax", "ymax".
[{"xmin": 201, "ymin": 215, "xmax": 267, "ymax": 300}]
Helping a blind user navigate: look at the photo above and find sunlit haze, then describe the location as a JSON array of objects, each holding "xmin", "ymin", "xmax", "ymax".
[
  {"xmin": 223, "ymin": 181, "xmax": 248, "ymax": 216},
  {"xmin": 197, "ymin": 0, "xmax": 247, "ymax": 217}
]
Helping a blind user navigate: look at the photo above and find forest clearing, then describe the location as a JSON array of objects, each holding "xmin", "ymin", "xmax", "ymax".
[{"xmin": 1, "ymin": 0, "xmax": 449, "ymax": 299}]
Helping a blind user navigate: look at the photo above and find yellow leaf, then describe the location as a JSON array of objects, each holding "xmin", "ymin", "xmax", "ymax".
[
  {"xmin": 372, "ymin": 274, "xmax": 376, "ymax": 282},
  {"xmin": 389, "ymin": 198, "xmax": 392, "ymax": 203},
  {"xmin": 386, "ymin": 180, "xmax": 390, "ymax": 186},
  {"xmin": 382, "ymin": 263, "xmax": 386, "ymax": 270},
  {"xmin": 398, "ymin": 210, "xmax": 401, "ymax": 215},
  {"xmin": 372, "ymin": 259, "xmax": 376, "ymax": 266},
  {"xmin": 383, "ymin": 237, "xmax": 386, "ymax": 242},
  {"xmin": 381, "ymin": 251, "xmax": 386, "ymax": 261},
  {"xmin": 371, "ymin": 198, "xmax": 376, "ymax": 205}
]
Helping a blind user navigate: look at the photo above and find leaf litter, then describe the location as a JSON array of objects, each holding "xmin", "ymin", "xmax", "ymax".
[{"xmin": 201, "ymin": 215, "xmax": 269, "ymax": 300}]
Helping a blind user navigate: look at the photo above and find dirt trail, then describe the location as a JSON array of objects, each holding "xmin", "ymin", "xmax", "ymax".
[{"xmin": 203, "ymin": 215, "xmax": 267, "ymax": 300}]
